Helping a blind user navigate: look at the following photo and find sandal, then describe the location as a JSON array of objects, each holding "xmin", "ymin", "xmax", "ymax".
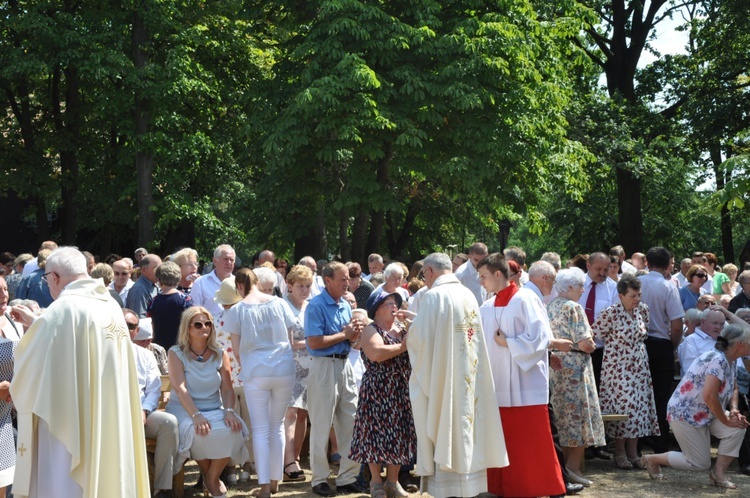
[
  {"xmin": 370, "ymin": 482, "xmax": 386, "ymax": 498},
  {"xmin": 284, "ymin": 462, "xmax": 305, "ymax": 482},
  {"xmin": 630, "ymin": 457, "xmax": 646, "ymax": 469},
  {"xmin": 384, "ymin": 480, "xmax": 410, "ymax": 497},
  {"xmin": 643, "ymin": 455, "xmax": 667, "ymax": 481},
  {"xmin": 709, "ymin": 470, "xmax": 737, "ymax": 489},
  {"xmin": 614, "ymin": 455, "xmax": 633, "ymax": 470}
]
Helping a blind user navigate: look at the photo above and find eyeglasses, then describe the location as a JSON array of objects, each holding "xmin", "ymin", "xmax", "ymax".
[
  {"xmin": 191, "ymin": 321, "xmax": 212, "ymax": 329},
  {"xmin": 382, "ymin": 301, "xmax": 399, "ymax": 308},
  {"xmin": 41, "ymin": 271, "xmax": 58, "ymax": 284},
  {"xmin": 126, "ymin": 322, "xmax": 138, "ymax": 330},
  {"xmin": 114, "ymin": 271, "xmax": 131, "ymax": 276},
  {"xmin": 181, "ymin": 262, "xmax": 199, "ymax": 268},
  {"xmin": 694, "ymin": 273, "xmax": 707, "ymax": 279}
]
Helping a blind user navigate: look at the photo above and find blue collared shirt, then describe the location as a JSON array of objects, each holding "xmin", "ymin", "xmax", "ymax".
[{"xmin": 304, "ymin": 289, "xmax": 352, "ymax": 357}]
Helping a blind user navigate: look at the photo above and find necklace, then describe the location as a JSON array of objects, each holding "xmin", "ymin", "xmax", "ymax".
[{"xmin": 190, "ymin": 344, "xmax": 210, "ymax": 362}]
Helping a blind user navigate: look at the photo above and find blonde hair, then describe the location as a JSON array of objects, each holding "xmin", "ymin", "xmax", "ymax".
[
  {"xmin": 91, "ymin": 263, "xmax": 114, "ymax": 285},
  {"xmin": 286, "ymin": 265, "xmax": 313, "ymax": 286},
  {"xmin": 176, "ymin": 307, "xmax": 222, "ymax": 360},
  {"xmin": 171, "ymin": 247, "xmax": 199, "ymax": 267}
]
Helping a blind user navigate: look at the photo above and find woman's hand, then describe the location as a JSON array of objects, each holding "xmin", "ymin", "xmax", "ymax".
[
  {"xmin": 193, "ymin": 413, "xmax": 212, "ymax": 436},
  {"xmin": 225, "ymin": 410, "xmax": 243, "ymax": 432},
  {"xmin": 728, "ymin": 411, "xmax": 750, "ymax": 429},
  {"xmin": 0, "ymin": 381, "xmax": 11, "ymax": 403}
]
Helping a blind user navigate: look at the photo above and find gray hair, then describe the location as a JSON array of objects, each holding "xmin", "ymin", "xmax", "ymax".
[
  {"xmin": 528, "ymin": 260, "xmax": 556, "ymax": 278},
  {"xmin": 700, "ymin": 307, "xmax": 724, "ymax": 322},
  {"xmin": 735, "ymin": 308, "xmax": 750, "ymax": 321},
  {"xmin": 368, "ymin": 253, "xmax": 383, "ymax": 264},
  {"xmin": 684, "ymin": 308, "xmax": 703, "ymax": 325},
  {"xmin": 503, "ymin": 246, "xmax": 526, "ymax": 266},
  {"xmin": 716, "ymin": 324, "xmax": 750, "ymax": 352},
  {"xmin": 213, "ymin": 244, "xmax": 235, "ymax": 260},
  {"xmin": 253, "ymin": 267, "xmax": 277, "ymax": 287},
  {"xmin": 423, "ymin": 253, "xmax": 452, "ymax": 272},
  {"xmin": 540, "ymin": 252, "xmax": 561, "ymax": 271},
  {"xmin": 46, "ymin": 247, "xmax": 88, "ymax": 277},
  {"xmin": 383, "ymin": 262, "xmax": 404, "ymax": 279},
  {"xmin": 554, "ymin": 267, "xmax": 585, "ymax": 294}
]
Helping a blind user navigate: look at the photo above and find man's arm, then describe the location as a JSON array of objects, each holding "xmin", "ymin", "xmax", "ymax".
[
  {"xmin": 307, "ymin": 322, "xmax": 360, "ymax": 350},
  {"xmin": 670, "ymin": 318, "xmax": 683, "ymax": 347},
  {"xmin": 141, "ymin": 353, "xmax": 162, "ymax": 414}
]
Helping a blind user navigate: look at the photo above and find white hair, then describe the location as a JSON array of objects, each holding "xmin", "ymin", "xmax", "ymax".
[
  {"xmin": 554, "ymin": 267, "xmax": 585, "ymax": 294},
  {"xmin": 423, "ymin": 253, "xmax": 452, "ymax": 272},
  {"xmin": 540, "ymin": 252, "xmax": 561, "ymax": 271},
  {"xmin": 383, "ymin": 263, "xmax": 404, "ymax": 279},
  {"xmin": 529, "ymin": 260, "xmax": 556, "ymax": 278},
  {"xmin": 213, "ymin": 244, "xmax": 235, "ymax": 260},
  {"xmin": 46, "ymin": 247, "xmax": 88, "ymax": 277},
  {"xmin": 253, "ymin": 267, "xmax": 276, "ymax": 287}
]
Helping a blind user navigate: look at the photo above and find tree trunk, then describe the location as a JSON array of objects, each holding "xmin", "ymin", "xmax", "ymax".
[
  {"xmin": 350, "ymin": 207, "xmax": 369, "ymax": 267},
  {"xmin": 133, "ymin": 9, "xmax": 155, "ymax": 248},
  {"xmin": 59, "ymin": 66, "xmax": 80, "ymax": 245},
  {"xmin": 615, "ymin": 167, "xmax": 643, "ymax": 255},
  {"xmin": 711, "ymin": 144, "xmax": 734, "ymax": 263},
  {"xmin": 338, "ymin": 209, "xmax": 350, "ymax": 262}
]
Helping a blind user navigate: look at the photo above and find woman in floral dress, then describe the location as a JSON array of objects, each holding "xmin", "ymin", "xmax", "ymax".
[
  {"xmin": 547, "ymin": 267, "xmax": 606, "ymax": 485},
  {"xmin": 350, "ymin": 291, "xmax": 416, "ymax": 498},
  {"xmin": 643, "ymin": 325, "xmax": 750, "ymax": 489},
  {"xmin": 592, "ymin": 274, "xmax": 660, "ymax": 470},
  {"xmin": 282, "ymin": 265, "xmax": 314, "ymax": 481}
]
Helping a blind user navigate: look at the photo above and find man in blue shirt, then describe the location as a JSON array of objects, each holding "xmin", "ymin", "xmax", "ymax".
[{"xmin": 305, "ymin": 261, "xmax": 364, "ymax": 496}]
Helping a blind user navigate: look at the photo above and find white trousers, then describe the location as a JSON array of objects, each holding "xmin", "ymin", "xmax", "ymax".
[
  {"xmin": 668, "ymin": 416, "xmax": 746, "ymax": 471},
  {"xmin": 244, "ymin": 376, "xmax": 294, "ymax": 484}
]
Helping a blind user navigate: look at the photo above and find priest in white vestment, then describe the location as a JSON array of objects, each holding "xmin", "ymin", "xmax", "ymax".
[
  {"xmin": 406, "ymin": 253, "xmax": 507, "ymax": 498},
  {"xmin": 10, "ymin": 247, "xmax": 150, "ymax": 498}
]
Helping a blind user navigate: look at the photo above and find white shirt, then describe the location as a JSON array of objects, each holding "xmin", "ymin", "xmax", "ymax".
[
  {"xmin": 480, "ymin": 288, "xmax": 551, "ymax": 407},
  {"xmin": 455, "ymin": 260, "xmax": 486, "ymax": 306},
  {"xmin": 678, "ymin": 328, "xmax": 716, "ymax": 376},
  {"xmin": 108, "ymin": 279, "xmax": 134, "ymax": 303},
  {"xmin": 21, "ymin": 259, "xmax": 39, "ymax": 278},
  {"xmin": 621, "ymin": 260, "xmax": 637, "ymax": 275},
  {"xmin": 577, "ymin": 275, "xmax": 618, "ymax": 348},
  {"xmin": 676, "ymin": 272, "xmax": 688, "ymax": 288},
  {"xmin": 190, "ymin": 270, "xmax": 223, "ymax": 316},
  {"xmin": 639, "ymin": 271, "xmax": 685, "ymax": 341},
  {"xmin": 131, "ymin": 343, "xmax": 161, "ymax": 413},
  {"xmin": 407, "ymin": 285, "xmax": 429, "ymax": 313},
  {"xmin": 309, "ymin": 275, "xmax": 325, "ymax": 299}
]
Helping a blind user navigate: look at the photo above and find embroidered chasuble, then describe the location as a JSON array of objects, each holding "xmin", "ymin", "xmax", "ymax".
[
  {"xmin": 12, "ymin": 278, "xmax": 150, "ymax": 497},
  {"xmin": 408, "ymin": 273, "xmax": 508, "ymax": 498}
]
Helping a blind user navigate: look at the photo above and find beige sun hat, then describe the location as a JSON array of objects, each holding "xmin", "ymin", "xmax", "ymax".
[{"xmin": 214, "ymin": 276, "xmax": 242, "ymax": 305}]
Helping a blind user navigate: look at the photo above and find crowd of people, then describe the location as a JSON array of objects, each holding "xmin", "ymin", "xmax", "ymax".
[{"xmin": 0, "ymin": 241, "xmax": 749, "ymax": 498}]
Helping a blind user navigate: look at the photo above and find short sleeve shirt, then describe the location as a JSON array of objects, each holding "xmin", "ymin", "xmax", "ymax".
[
  {"xmin": 639, "ymin": 271, "xmax": 685, "ymax": 340},
  {"xmin": 667, "ymin": 349, "xmax": 735, "ymax": 427},
  {"xmin": 304, "ymin": 290, "xmax": 352, "ymax": 357}
]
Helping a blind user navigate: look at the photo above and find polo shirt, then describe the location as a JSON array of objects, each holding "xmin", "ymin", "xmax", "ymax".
[{"xmin": 304, "ymin": 289, "xmax": 352, "ymax": 357}]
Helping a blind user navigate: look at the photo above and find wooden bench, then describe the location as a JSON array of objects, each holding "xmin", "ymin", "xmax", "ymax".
[{"xmin": 146, "ymin": 375, "xmax": 185, "ymax": 498}]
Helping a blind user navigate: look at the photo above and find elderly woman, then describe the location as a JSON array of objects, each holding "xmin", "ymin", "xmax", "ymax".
[
  {"xmin": 171, "ymin": 247, "xmax": 200, "ymax": 295},
  {"xmin": 347, "ymin": 262, "xmax": 374, "ymax": 309},
  {"xmin": 683, "ymin": 308, "xmax": 703, "ymax": 337},
  {"xmin": 349, "ymin": 292, "xmax": 416, "ymax": 498},
  {"xmin": 282, "ymin": 265, "xmax": 314, "ymax": 481},
  {"xmin": 254, "ymin": 267, "xmax": 278, "ymax": 296},
  {"xmin": 224, "ymin": 269, "xmax": 296, "ymax": 498},
  {"xmin": 547, "ymin": 267, "xmax": 606, "ymax": 485},
  {"xmin": 374, "ymin": 263, "xmax": 409, "ymax": 302},
  {"xmin": 722, "ymin": 264, "xmax": 740, "ymax": 297},
  {"xmin": 592, "ymin": 275, "xmax": 660, "ymax": 469},
  {"xmin": 148, "ymin": 261, "xmax": 195, "ymax": 350},
  {"xmin": 644, "ymin": 325, "xmax": 750, "ymax": 488},
  {"xmin": 0, "ymin": 277, "xmax": 20, "ymax": 498},
  {"xmin": 166, "ymin": 306, "xmax": 248, "ymax": 498},
  {"xmin": 679, "ymin": 265, "xmax": 709, "ymax": 311}
]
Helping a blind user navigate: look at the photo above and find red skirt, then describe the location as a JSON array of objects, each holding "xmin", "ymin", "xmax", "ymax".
[{"xmin": 487, "ymin": 405, "xmax": 565, "ymax": 497}]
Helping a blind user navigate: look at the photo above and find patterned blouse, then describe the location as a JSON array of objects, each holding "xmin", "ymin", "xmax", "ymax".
[{"xmin": 667, "ymin": 349, "xmax": 735, "ymax": 427}]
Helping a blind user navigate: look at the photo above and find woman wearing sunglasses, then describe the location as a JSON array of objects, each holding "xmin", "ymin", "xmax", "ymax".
[
  {"xmin": 166, "ymin": 306, "xmax": 249, "ymax": 498},
  {"xmin": 680, "ymin": 265, "xmax": 710, "ymax": 311}
]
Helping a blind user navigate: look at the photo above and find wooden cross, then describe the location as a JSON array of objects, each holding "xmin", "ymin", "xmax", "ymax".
[{"xmin": 18, "ymin": 444, "xmax": 26, "ymax": 457}]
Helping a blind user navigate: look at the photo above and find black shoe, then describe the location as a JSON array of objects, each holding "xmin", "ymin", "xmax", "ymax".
[
  {"xmin": 313, "ymin": 483, "xmax": 335, "ymax": 497},
  {"xmin": 566, "ymin": 482, "xmax": 585, "ymax": 495},
  {"xmin": 153, "ymin": 491, "xmax": 173, "ymax": 498},
  {"xmin": 336, "ymin": 481, "xmax": 368, "ymax": 494},
  {"xmin": 592, "ymin": 448, "xmax": 612, "ymax": 460},
  {"xmin": 742, "ymin": 465, "xmax": 750, "ymax": 476}
]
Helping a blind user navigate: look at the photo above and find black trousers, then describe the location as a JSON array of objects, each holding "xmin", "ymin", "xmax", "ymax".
[{"xmin": 645, "ymin": 337, "xmax": 675, "ymax": 453}]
